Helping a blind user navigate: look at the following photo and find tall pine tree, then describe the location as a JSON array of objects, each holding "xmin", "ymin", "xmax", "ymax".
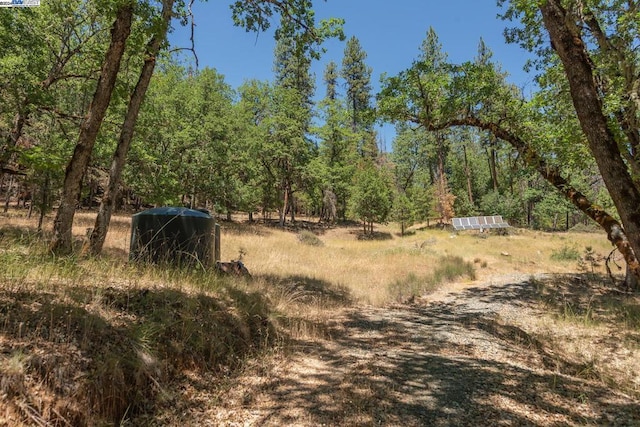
[
  {"xmin": 271, "ymin": 28, "xmax": 316, "ymax": 225},
  {"xmin": 317, "ymin": 60, "xmax": 356, "ymax": 221},
  {"xmin": 341, "ymin": 36, "xmax": 377, "ymax": 158}
]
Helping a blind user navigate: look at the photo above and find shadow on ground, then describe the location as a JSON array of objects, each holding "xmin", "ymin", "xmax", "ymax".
[
  {"xmin": 0, "ymin": 284, "xmax": 276, "ymax": 425},
  {"xmin": 245, "ymin": 274, "xmax": 640, "ymax": 426},
  {"xmin": 255, "ymin": 273, "xmax": 353, "ymax": 308},
  {"xmin": 353, "ymin": 230, "xmax": 393, "ymax": 241}
]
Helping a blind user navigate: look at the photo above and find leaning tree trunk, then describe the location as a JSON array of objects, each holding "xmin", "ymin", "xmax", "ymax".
[
  {"xmin": 539, "ymin": 0, "xmax": 640, "ymax": 281},
  {"xmin": 432, "ymin": 117, "xmax": 640, "ymax": 285},
  {"xmin": 50, "ymin": 4, "xmax": 133, "ymax": 254},
  {"xmin": 88, "ymin": 0, "xmax": 174, "ymax": 256}
]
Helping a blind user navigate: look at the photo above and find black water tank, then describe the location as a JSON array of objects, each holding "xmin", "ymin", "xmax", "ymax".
[{"xmin": 129, "ymin": 207, "xmax": 214, "ymax": 267}]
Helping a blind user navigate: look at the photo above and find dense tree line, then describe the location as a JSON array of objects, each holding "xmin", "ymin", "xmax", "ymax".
[{"xmin": 1, "ymin": 1, "xmax": 638, "ymax": 283}]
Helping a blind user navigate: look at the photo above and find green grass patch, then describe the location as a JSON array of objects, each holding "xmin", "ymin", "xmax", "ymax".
[
  {"xmin": 619, "ymin": 304, "xmax": 640, "ymax": 330},
  {"xmin": 388, "ymin": 255, "xmax": 475, "ymax": 302},
  {"xmin": 297, "ymin": 230, "xmax": 324, "ymax": 246},
  {"xmin": 551, "ymin": 244, "xmax": 581, "ymax": 261},
  {"xmin": 557, "ymin": 298, "xmax": 597, "ymax": 326},
  {"xmin": 433, "ymin": 255, "xmax": 477, "ymax": 283}
]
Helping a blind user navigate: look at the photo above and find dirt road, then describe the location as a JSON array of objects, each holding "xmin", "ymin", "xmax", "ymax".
[{"xmin": 198, "ymin": 275, "xmax": 640, "ymax": 426}]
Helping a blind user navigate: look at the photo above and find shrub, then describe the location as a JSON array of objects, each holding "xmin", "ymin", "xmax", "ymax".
[
  {"xmin": 388, "ymin": 255, "xmax": 475, "ymax": 302},
  {"xmin": 297, "ymin": 230, "xmax": 324, "ymax": 247},
  {"xmin": 387, "ymin": 273, "xmax": 436, "ymax": 303},
  {"xmin": 551, "ymin": 244, "xmax": 581, "ymax": 261},
  {"xmin": 433, "ymin": 255, "xmax": 476, "ymax": 282}
]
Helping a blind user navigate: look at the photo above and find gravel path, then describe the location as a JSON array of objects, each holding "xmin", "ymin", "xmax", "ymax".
[{"xmin": 207, "ymin": 274, "xmax": 640, "ymax": 426}]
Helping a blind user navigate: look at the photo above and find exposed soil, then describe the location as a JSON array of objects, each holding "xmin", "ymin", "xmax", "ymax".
[{"xmin": 184, "ymin": 274, "xmax": 640, "ymax": 426}]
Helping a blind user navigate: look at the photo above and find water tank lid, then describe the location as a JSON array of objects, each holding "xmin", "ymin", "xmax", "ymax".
[{"xmin": 132, "ymin": 207, "xmax": 212, "ymax": 218}]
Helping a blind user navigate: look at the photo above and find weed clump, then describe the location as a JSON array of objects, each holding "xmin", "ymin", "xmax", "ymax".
[
  {"xmin": 387, "ymin": 273, "xmax": 433, "ymax": 302},
  {"xmin": 551, "ymin": 244, "xmax": 581, "ymax": 261},
  {"xmin": 388, "ymin": 255, "xmax": 475, "ymax": 303},
  {"xmin": 297, "ymin": 230, "xmax": 324, "ymax": 247},
  {"xmin": 433, "ymin": 255, "xmax": 476, "ymax": 283}
]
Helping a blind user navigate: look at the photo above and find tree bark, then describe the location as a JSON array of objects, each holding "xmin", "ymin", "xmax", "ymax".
[
  {"xmin": 88, "ymin": 0, "xmax": 174, "ymax": 256},
  {"xmin": 487, "ymin": 138, "xmax": 499, "ymax": 192},
  {"xmin": 288, "ymin": 187, "xmax": 296, "ymax": 223},
  {"xmin": 279, "ymin": 183, "xmax": 288, "ymax": 227},
  {"xmin": 51, "ymin": 3, "xmax": 134, "ymax": 254},
  {"xmin": 463, "ymin": 144, "xmax": 474, "ymax": 205},
  {"xmin": 0, "ymin": 108, "xmax": 29, "ymax": 174},
  {"xmin": 3, "ymin": 175, "xmax": 14, "ymax": 213},
  {"xmin": 539, "ymin": 0, "xmax": 640, "ymax": 280},
  {"xmin": 37, "ymin": 175, "xmax": 49, "ymax": 233}
]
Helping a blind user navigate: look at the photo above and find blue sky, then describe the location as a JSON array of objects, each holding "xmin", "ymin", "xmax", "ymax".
[{"xmin": 169, "ymin": 1, "xmax": 536, "ymax": 146}]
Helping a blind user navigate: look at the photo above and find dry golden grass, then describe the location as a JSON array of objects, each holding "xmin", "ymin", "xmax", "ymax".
[
  {"xmin": 220, "ymin": 219, "xmax": 615, "ymax": 305},
  {"xmin": 1, "ymin": 209, "xmax": 618, "ymax": 303},
  {"xmin": 522, "ymin": 275, "xmax": 640, "ymax": 398},
  {"xmin": 0, "ymin": 210, "xmax": 276, "ymax": 425},
  {"xmin": 0, "ymin": 208, "xmax": 635, "ymax": 425}
]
